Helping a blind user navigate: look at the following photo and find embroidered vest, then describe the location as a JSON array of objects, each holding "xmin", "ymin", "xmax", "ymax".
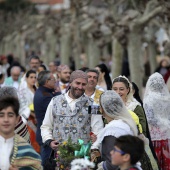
[{"xmin": 52, "ymin": 94, "xmax": 93, "ymax": 144}]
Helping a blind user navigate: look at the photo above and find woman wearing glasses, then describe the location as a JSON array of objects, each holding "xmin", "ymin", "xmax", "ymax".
[{"xmin": 94, "ymin": 90, "xmax": 138, "ymax": 170}]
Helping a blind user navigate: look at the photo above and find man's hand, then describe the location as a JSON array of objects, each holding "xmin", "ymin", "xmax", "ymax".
[
  {"xmin": 50, "ymin": 140, "xmax": 59, "ymax": 150},
  {"xmin": 91, "ymin": 134, "xmax": 97, "ymax": 143},
  {"xmin": 9, "ymin": 165, "xmax": 18, "ymax": 170}
]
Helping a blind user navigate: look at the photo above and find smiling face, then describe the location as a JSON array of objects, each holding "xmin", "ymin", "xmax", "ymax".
[
  {"xmin": 69, "ymin": 78, "xmax": 87, "ymax": 99},
  {"xmin": 112, "ymin": 82, "xmax": 129, "ymax": 103},
  {"xmin": 0, "ymin": 106, "xmax": 19, "ymax": 139}
]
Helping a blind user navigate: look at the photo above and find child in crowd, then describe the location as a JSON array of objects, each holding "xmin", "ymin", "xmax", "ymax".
[
  {"xmin": 111, "ymin": 135, "xmax": 144, "ymax": 170},
  {"xmin": 0, "ymin": 96, "xmax": 42, "ymax": 170}
]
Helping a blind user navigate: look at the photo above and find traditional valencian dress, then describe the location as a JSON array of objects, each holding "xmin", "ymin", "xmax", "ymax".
[
  {"xmin": 144, "ymin": 72, "xmax": 170, "ymax": 170},
  {"xmin": 0, "ymin": 134, "xmax": 42, "ymax": 170}
]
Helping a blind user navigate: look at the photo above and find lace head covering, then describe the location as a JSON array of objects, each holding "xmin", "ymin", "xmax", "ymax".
[
  {"xmin": 143, "ymin": 72, "xmax": 170, "ymax": 140},
  {"xmin": 144, "ymin": 72, "xmax": 169, "ymax": 95},
  {"xmin": 112, "ymin": 75, "xmax": 141, "ymax": 111},
  {"xmin": 100, "ymin": 90, "xmax": 137, "ymax": 136},
  {"xmin": 70, "ymin": 70, "xmax": 88, "ymax": 83}
]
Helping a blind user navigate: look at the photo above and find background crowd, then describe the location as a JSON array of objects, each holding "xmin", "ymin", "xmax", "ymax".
[{"xmin": 0, "ymin": 54, "xmax": 170, "ymax": 170}]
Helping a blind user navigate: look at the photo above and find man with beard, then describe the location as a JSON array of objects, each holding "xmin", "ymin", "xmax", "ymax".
[
  {"xmin": 55, "ymin": 64, "xmax": 71, "ymax": 94},
  {"xmin": 41, "ymin": 70, "xmax": 95, "ymax": 151}
]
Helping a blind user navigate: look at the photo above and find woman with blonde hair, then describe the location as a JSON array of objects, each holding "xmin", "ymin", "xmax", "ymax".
[{"xmin": 95, "ymin": 90, "xmax": 138, "ymax": 170}]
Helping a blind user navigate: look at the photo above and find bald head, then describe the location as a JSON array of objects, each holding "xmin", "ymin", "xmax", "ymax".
[{"xmin": 11, "ymin": 66, "xmax": 21, "ymax": 81}]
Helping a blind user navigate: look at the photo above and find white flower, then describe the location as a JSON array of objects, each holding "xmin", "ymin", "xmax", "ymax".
[{"xmin": 71, "ymin": 158, "xmax": 95, "ymax": 170}]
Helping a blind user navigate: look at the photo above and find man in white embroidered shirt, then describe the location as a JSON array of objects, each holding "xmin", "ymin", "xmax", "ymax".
[{"xmin": 41, "ymin": 70, "xmax": 101, "ymax": 150}]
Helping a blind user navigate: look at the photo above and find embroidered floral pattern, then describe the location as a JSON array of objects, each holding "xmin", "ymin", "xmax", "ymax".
[{"xmin": 52, "ymin": 94, "xmax": 92, "ymax": 144}]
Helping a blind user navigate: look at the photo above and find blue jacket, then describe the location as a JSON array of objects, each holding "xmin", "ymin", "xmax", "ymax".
[{"xmin": 33, "ymin": 86, "xmax": 60, "ymax": 145}]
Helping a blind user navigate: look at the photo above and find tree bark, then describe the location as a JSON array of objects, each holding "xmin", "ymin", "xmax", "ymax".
[
  {"xmin": 127, "ymin": 30, "xmax": 144, "ymax": 96},
  {"xmin": 111, "ymin": 37, "xmax": 123, "ymax": 78},
  {"xmin": 87, "ymin": 36, "xmax": 100, "ymax": 68},
  {"xmin": 60, "ymin": 23, "xmax": 72, "ymax": 66}
]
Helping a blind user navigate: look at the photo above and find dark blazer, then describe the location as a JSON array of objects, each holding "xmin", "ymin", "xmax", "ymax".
[{"xmin": 34, "ymin": 86, "xmax": 60, "ymax": 145}]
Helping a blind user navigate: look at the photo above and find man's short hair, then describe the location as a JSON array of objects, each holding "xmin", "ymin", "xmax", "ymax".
[
  {"xmin": 10, "ymin": 66, "xmax": 21, "ymax": 74},
  {"xmin": 86, "ymin": 69, "xmax": 99, "ymax": 79},
  {"xmin": 37, "ymin": 70, "xmax": 51, "ymax": 86},
  {"xmin": 0, "ymin": 96, "xmax": 20, "ymax": 116},
  {"xmin": 114, "ymin": 135, "xmax": 144, "ymax": 164},
  {"xmin": 0, "ymin": 86, "xmax": 18, "ymax": 98},
  {"xmin": 29, "ymin": 55, "xmax": 40, "ymax": 62}
]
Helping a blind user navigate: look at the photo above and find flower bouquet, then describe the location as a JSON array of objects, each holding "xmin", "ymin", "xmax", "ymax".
[{"xmin": 56, "ymin": 137, "xmax": 91, "ymax": 170}]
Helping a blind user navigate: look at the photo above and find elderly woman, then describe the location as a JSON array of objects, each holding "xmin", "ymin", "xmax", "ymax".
[
  {"xmin": 143, "ymin": 72, "xmax": 170, "ymax": 170},
  {"xmin": 95, "ymin": 90, "xmax": 138, "ymax": 170}
]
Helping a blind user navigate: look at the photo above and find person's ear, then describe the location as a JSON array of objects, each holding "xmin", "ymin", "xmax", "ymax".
[{"xmin": 122, "ymin": 153, "xmax": 130, "ymax": 162}]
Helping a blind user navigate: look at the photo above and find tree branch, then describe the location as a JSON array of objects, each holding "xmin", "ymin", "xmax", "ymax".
[{"xmin": 136, "ymin": 6, "xmax": 162, "ymax": 26}]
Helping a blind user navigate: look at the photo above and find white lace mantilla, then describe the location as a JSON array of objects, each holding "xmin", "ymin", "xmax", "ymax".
[{"xmin": 143, "ymin": 73, "xmax": 170, "ymax": 140}]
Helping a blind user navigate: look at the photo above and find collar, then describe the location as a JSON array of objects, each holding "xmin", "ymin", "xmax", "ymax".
[
  {"xmin": 0, "ymin": 135, "xmax": 14, "ymax": 143},
  {"xmin": 39, "ymin": 86, "xmax": 54, "ymax": 93},
  {"xmin": 65, "ymin": 90, "xmax": 82, "ymax": 104},
  {"xmin": 59, "ymin": 81, "xmax": 69, "ymax": 86}
]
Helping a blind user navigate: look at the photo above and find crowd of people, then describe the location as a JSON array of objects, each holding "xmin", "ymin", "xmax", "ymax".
[{"xmin": 0, "ymin": 54, "xmax": 170, "ymax": 170}]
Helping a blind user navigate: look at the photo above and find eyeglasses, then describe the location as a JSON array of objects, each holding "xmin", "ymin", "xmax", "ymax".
[
  {"xmin": 112, "ymin": 147, "xmax": 126, "ymax": 155},
  {"xmin": 48, "ymin": 78, "xmax": 56, "ymax": 81}
]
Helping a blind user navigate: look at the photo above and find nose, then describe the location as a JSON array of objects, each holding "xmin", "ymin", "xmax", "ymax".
[
  {"xmin": 78, "ymin": 84, "xmax": 83, "ymax": 89},
  {"xmin": 4, "ymin": 115, "xmax": 9, "ymax": 122}
]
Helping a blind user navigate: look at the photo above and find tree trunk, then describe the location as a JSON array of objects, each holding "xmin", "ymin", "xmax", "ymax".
[
  {"xmin": 45, "ymin": 27, "xmax": 57, "ymax": 64},
  {"xmin": 60, "ymin": 24, "xmax": 71, "ymax": 66},
  {"xmin": 147, "ymin": 24, "xmax": 158, "ymax": 74},
  {"xmin": 148, "ymin": 42, "xmax": 157, "ymax": 73},
  {"xmin": 111, "ymin": 37, "xmax": 123, "ymax": 79},
  {"xmin": 87, "ymin": 36, "xmax": 100, "ymax": 68},
  {"xmin": 127, "ymin": 31, "xmax": 144, "ymax": 97}
]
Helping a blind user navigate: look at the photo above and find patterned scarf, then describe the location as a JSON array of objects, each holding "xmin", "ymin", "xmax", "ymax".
[{"xmin": 10, "ymin": 134, "xmax": 42, "ymax": 170}]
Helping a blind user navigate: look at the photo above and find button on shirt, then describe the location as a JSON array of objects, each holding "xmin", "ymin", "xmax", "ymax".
[{"xmin": 0, "ymin": 136, "xmax": 14, "ymax": 170}]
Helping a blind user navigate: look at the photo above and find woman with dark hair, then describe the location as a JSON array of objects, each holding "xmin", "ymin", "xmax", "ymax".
[
  {"xmin": 38, "ymin": 64, "xmax": 47, "ymax": 73},
  {"xmin": 112, "ymin": 76, "xmax": 159, "ymax": 170},
  {"xmin": 131, "ymin": 82, "xmax": 143, "ymax": 106},
  {"xmin": 95, "ymin": 63, "xmax": 112, "ymax": 91},
  {"xmin": 18, "ymin": 70, "xmax": 40, "ymax": 152}
]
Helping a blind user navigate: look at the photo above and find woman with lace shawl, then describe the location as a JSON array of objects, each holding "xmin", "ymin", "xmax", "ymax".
[
  {"xmin": 95, "ymin": 90, "xmax": 139, "ymax": 170},
  {"xmin": 143, "ymin": 72, "xmax": 170, "ymax": 170},
  {"xmin": 112, "ymin": 76, "xmax": 158, "ymax": 170}
]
